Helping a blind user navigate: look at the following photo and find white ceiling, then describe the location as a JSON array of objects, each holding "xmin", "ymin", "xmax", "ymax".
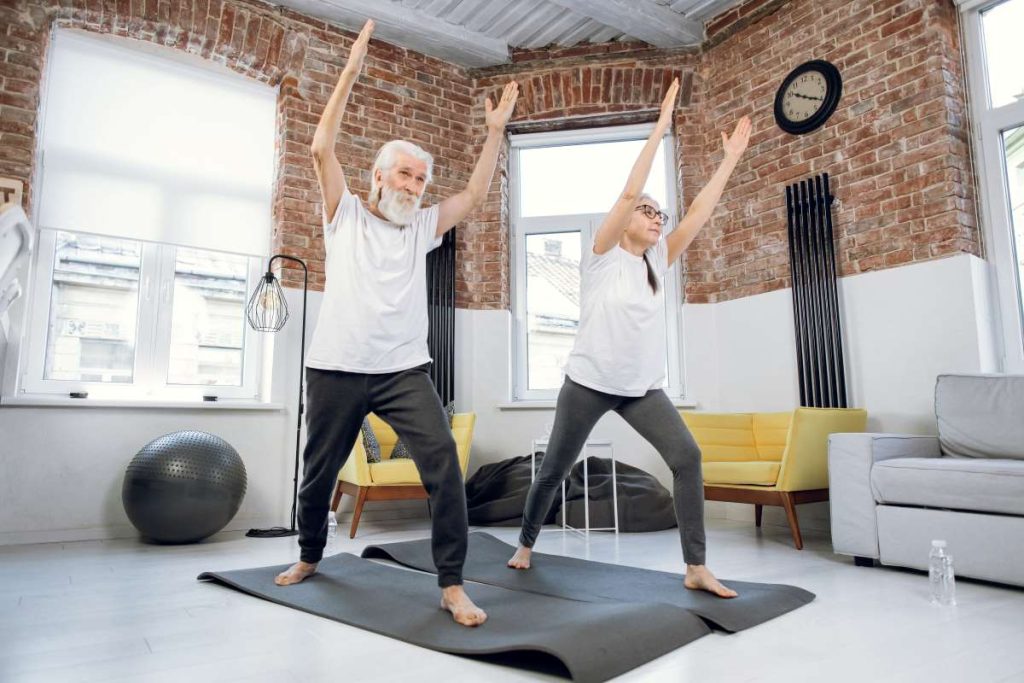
[{"xmin": 273, "ymin": 0, "xmax": 747, "ymax": 67}]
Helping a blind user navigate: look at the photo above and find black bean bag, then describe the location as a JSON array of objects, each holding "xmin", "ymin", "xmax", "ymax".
[
  {"xmin": 466, "ymin": 454, "xmax": 677, "ymax": 532},
  {"xmin": 466, "ymin": 452, "xmax": 555, "ymax": 526}
]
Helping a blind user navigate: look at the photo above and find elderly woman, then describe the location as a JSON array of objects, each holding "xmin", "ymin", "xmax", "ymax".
[{"xmin": 508, "ymin": 78, "xmax": 752, "ymax": 599}]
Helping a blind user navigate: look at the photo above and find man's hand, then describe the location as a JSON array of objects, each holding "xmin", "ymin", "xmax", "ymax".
[
  {"xmin": 436, "ymin": 81, "xmax": 519, "ymax": 236},
  {"xmin": 311, "ymin": 18, "xmax": 375, "ymax": 226},
  {"xmin": 343, "ymin": 19, "xmax": 374, "ymax": 76},
  {"xmin": 485, "ymin": 81, "xmax": 519, "ymax": 133}
]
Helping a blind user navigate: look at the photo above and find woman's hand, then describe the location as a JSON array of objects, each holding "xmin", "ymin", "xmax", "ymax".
[
  {"xmin": 722, "ymin": 116, "xmax": 752, "ymax": 160},
  {"xmin": 656, "ymin": 78, "xmax": 680, "ymax": 132}
]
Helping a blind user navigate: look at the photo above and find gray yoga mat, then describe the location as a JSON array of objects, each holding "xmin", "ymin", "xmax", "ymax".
[
  {"xmin": 363, "ymin": 532, "xmax": 815, "ymax": 632},
  {"xmin": 198, "ymin": 552, "xmax": 710, "ymax": 682}
]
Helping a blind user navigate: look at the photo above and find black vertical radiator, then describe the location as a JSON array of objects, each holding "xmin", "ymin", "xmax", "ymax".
[
  {"xmin": 785, "ymin": 173, "xmax": 847, "ymax": 408},
  {"xmin": 426, "ymin": 228, "xmax": 456, "ymax": 407}
]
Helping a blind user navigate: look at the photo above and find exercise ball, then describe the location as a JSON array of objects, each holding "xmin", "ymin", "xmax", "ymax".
[{"xmin": 122, "ymin": 431, "xmax": 247, "ymax": 543}]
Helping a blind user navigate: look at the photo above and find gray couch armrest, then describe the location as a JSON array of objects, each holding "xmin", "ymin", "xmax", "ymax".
[{"xmin": 828, "ymin": 433, "xmax": 941, "ymax": 559}]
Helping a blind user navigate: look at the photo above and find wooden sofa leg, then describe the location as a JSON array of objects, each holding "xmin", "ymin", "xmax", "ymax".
[
  {"xmin": 349, "ymin": 487, "xmax": 369, "ymax": 539},
  {"xmin": 330, "ymin": 481, "xmax": 343, "ymax": 512},
  {"xmin": 780, "ymin": 492, "xmax": 803, "ymax": 550},
  {"xmin": 755, "ymin": 504, "xmax": 763, "ymax": 528}
]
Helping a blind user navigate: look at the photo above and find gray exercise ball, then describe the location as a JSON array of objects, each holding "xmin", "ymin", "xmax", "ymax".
[{"xmin": 122, "ymin": 430, "xmax": 247, "ymax": 543}]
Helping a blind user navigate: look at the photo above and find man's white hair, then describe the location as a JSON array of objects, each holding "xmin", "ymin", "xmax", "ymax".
[{"xmin": 371, "ymin": 140, "xmax": 434, "ymax": 196}]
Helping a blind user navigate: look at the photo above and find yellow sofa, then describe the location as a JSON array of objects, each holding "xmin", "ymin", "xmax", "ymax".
[
  {"xmin": 680, "ymin": 408, "xmax": 867, "ymax": 549},
  {"xmin": 331, "ymin": 412, "xmax": 476, "ymax": 538}
]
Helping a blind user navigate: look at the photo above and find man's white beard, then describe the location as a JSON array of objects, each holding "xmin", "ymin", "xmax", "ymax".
[{"xmin": 377, "ymin": 183, "xmax": 421, "ymax": 226}]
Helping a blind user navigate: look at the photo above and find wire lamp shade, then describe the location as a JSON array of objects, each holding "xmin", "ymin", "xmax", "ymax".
[{"xmin": 246, "ymin": 271, "xmax": 289, "ymax": 332}]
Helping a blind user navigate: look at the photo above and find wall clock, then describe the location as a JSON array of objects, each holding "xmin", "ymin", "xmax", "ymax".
[{"xmin": 774, "ymin": 60, "xmax": 842, "ymax": 135}]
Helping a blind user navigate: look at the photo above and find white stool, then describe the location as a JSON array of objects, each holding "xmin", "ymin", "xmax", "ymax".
[{"xmin": 530, "ymin": 437, "xmax": 618, "ymax": 536}]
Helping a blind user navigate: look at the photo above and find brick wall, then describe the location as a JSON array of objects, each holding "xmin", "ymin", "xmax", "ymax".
[
  {"xmin": 0, "ymin": 0, "xmax": 474, "ymax": 290},
  {"xmin": 1, "ymin": 0, "xmax": 979, "ymax": 307},
  {"xmin": 695, "ymin": 0, "xmax": 978, "ymax": 302},
  {"xmin": 469, "ymin": 0, "xmax": 978, "ymax": 306}
]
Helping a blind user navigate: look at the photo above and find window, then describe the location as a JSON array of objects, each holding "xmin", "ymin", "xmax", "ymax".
[
  {"xmin": 166, "ymin": 247, "xmax": 251, "ymax": 388},
  {"xmin": 510, "ymin": 125, "xmax": 683, "ymax": 400},
  {"xmin": 962, "ymin": 0, "xmax": 1024, "ymax": 372},
  {"xmin": 42, "ymin": 232, "xmax": 142, "ymax": 385},
  {"xmin": 16, "ymin": 29, "xmax": 275, "ymax": 400}
]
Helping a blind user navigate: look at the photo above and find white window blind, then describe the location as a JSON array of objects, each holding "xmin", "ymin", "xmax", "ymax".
[
  {"xmin": 36, "ymin": 29, "xmax": 276, "ymax": 256},
  {"xmin": 13, "ymin": 29, "xmax": 275, "ymax": 401}
]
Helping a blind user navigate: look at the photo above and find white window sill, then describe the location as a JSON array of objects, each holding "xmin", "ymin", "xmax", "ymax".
[
  {"xmin": 0, "ymin": 395, "xmax": 285, "ymax": 411},
  {"xmin": 498, "ymin": 397, "xmax": 698, "ymax": 410}
]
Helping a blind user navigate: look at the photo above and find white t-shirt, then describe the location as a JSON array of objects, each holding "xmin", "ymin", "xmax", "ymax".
[
  {"xmin": 564, "ymin": 239, "xmax": 671, "ymax": 397},
  {"xmin": 306, "ymin": 189, "xmax": 442, "ymax": 373}
]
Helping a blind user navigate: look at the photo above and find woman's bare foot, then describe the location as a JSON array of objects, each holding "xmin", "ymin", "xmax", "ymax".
[
  {"xmin": 684, "ymin": 565, "xmax": 738, "ymax": 598},
  {"xmin": 507, "ymin": 545, "xmax": 532, "ymax": 570},
  {"xmin": 440, "ymin": 585, "xmax": 487, "ymax": 627},
  {"xmin": 274, "ymin": 561, "xmax": 318, "ymax": 586}
]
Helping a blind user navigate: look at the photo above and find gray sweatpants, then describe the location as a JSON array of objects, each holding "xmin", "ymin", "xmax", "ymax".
[
  {"xmin": 298, "ymin": 364, "xmax": 466, "ymax": 587},
  {"xmin": 519, "ymin": 377, "xmax": 707, "ymax": 565}
]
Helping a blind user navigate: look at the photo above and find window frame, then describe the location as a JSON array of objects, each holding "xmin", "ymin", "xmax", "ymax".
[
  {"xmin": 961, "ymin": 0, "xmax": 1024, "ymax": 372},
  {"xmin": 19, "ymin": 228, "xmax": 265, "ymax": 401},
  {"xmin": 509, "ymin": 123, "xmax": 685, "ymax": 402},
  {"xmin": 10, "ymin": 28, "xmax": 276, "ymax": 403}
]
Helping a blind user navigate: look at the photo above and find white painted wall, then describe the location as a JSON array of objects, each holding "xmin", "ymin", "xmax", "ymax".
[
  {"xmin": 0, "ymin": 285, "xmax": 428, "ymax": 546},
  {"xmin": 0, "ymin": 253, "xmax": 1001, "ymax": 544},
  {"xmin": 838, "ymin": 254, "xmax": 1000, "ymax": 433},
  {"xmin": 0, "ymin": 289, "xmax": 315, "ymax": 545}
]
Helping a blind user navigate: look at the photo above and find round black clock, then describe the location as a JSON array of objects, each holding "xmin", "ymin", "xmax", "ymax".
[{"xmin": 774, "ymin": 60, "xmax": 842, "ymax": 135}]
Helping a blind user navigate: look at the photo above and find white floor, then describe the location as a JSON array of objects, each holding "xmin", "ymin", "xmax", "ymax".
[{"xmin": 2, "ymin": 518, "xmax": 1023, "ymax": 683}]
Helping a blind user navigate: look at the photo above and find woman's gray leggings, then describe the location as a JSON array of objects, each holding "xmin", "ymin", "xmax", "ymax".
[{"xmin": 519, "ymin": 378, "xmax": 707, "ymax": 566}]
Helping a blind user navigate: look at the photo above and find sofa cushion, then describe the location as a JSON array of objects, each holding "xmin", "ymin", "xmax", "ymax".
[
  {"xmin": 389, "ymin": 401, "xmax": 456, "ymax": 459},
  {"xmin": 752, "ymin": 412, "xmax": 791, "ymax": 461},
  {"xmin": 365, "ymin": 414, "xmax": 400, "ymax": 457},
  {"xmin": 369, "ymin": 459, "xmax": 422, "ymax": 485},
  {"xmin": 935, "ymin": 374, "xmax": 1024, "ymax": 460},
  {"xmin": 360, "ymin": 418, "xmax": 382, "ymax": 463},
  {"xmin": 871, "ymin": 456, "xmax": 1024, "ymax": 516},
  {"xmin": 682, "ymin": 413, "xmax": 756, "ymax": 462},
  {"xmin": 703, "ymin": 461, "xmax": 780, "ymax": 486}
]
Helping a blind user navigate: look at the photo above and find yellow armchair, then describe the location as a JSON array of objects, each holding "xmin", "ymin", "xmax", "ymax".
[
  {"xmin": 681, "ymin": 408, "xmax": 867, "ymax": 549},
  {"xmin": 331, "ymin": 412, "xmax": 476, "ymax": 538}
]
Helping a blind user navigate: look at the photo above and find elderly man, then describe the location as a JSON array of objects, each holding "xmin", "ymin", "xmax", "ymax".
[{"xmin": 273, "ymin": 19, "xmax": 518, "ymax": 628}]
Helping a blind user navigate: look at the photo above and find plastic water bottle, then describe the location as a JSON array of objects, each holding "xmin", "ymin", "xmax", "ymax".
[
  {"xmin": 326, "ymin": 509, "xmax": 338, "ymax": 547},
  {"xmin": 929, "ymin": 540, "xmax": 957, "ymax": 606}
]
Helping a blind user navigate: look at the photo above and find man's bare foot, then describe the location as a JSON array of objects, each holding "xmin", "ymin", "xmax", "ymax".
[
  {"xmin": 507, "ymin": 545, "xmax": 532, "ymax": 570},
  {"xmin": 684, "ymin": 565, "xmax": 738, "ymax": 598},
  {"xmin": 440, "ymin": 585, "xmax": 487, "ymax": 627},
  {"xmin": 274, "ymin": 561, "xmax": 318, "ymax": 586}
]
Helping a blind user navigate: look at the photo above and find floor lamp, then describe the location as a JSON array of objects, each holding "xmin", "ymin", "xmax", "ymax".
[{"xmin": 244, "ymin": 254, "xmax": 307, "ymax": 538}]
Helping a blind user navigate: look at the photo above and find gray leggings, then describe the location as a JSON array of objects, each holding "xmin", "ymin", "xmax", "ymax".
[{"xmin": 520, "ymin": 377, "xmax": 707, "ymax": 566}]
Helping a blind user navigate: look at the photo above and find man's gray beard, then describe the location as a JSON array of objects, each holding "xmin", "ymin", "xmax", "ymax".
[{"xmin": 377, "ymin": 184, "xmax": 420, "ymax": 225}]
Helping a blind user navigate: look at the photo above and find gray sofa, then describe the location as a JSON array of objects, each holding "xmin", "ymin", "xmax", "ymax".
[{"xmin": 829, "ymin": 374, "xmax": 1024, "ymax": 587}]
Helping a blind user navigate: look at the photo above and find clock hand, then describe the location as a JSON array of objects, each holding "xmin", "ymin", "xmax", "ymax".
[{"xmin": 793, "ymin": 92, "xmax": 823, "ymax": 101}]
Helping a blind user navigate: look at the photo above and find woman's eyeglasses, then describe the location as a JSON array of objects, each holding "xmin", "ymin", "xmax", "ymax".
[{"xmin": 634, "ymin": 204, "xmax": 669, "ymax": 224}]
